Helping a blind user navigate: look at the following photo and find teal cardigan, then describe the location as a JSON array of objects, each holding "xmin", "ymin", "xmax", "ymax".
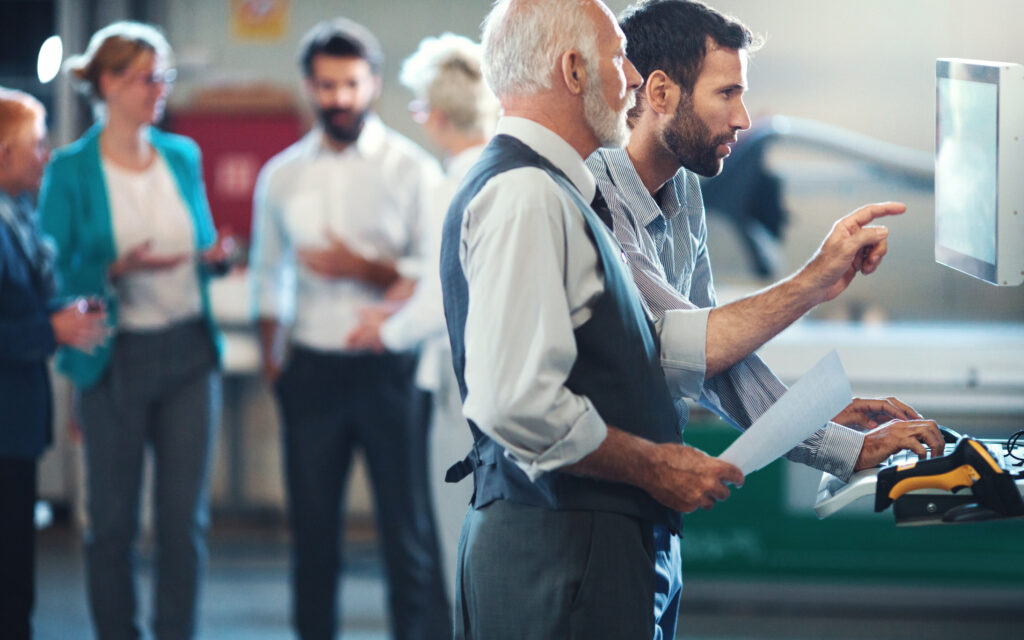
[{"xmin": 38, "ymin": 122, "xmax": 223, "ymax": 389}]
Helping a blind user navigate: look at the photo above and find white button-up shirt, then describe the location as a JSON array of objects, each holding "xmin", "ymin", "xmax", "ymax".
[
  {"xmin": 455, "ymin": 118, "xmax": 708, "ymax": 481},
  {"xmin": 249, "ymin": 114, "xmax": 442, "ymax": 352},
  {"xmin": 380, "ymin": 143, "xmax": 487, "ymax": 390}
]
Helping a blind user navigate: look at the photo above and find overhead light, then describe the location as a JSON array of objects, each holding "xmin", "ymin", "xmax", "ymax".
[{"xmin": 37, "ymin": 35, "xmax": 63, "ymax": 84}]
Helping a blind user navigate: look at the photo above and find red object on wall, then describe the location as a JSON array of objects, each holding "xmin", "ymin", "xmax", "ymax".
[{"xmin": 169, "ymin": 110, "xmax": 304, "ymax": 242}]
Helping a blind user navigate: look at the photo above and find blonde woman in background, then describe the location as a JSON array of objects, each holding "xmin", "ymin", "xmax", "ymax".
[
  {"xmin": 38, "ymin": 22, "xmax": 227, "ymax": 640},
  {"xmin": 345, "ymin": 32, "xmax": 498, "ymax": 606}
]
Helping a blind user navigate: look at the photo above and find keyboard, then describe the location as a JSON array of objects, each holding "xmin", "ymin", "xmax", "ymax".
[{"xmin": 814, "ymin": 435, "xmax": 1024, "ymax": 522}]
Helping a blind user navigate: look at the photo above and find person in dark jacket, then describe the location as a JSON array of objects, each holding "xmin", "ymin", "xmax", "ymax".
[{"xmin": 0, "ymin": 86, "xmax": 106, "ymax": 639}]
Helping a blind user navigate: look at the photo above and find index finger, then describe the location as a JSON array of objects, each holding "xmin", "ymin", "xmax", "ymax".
[
  {"xmin": 885, "ymin": 396, "xmax": 922, "ymax": 420},
  {"xmin": 918, "ymin": 421, "xmax": 945, "ymax": 459},
  {"xmin": 844, "ymin": 201, "xmax": 907, "ymax": 227},
  {"xmin": 862, "ymin": 397, "xmax": 916, "ymax": 421},
  {"xmin": 719, "ymin": 460, "xmax": 744, "ymax": 487}
]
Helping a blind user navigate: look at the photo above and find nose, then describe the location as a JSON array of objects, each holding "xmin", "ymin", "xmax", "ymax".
[
  {"xmin": 326, "ymin": 86, "xmax": 357, "ymax": 110},
  {"xmin": 733, "ymin": 97, "xmax": 752, "ymax": 132},
  {"xmin": 624, "ymin": 57, "xmax": 643, "ymax": 93}
]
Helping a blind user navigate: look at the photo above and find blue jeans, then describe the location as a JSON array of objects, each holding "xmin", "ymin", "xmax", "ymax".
[
  {"xmin": 653, "ymin": 525, "xmax": 683, "ymax": 640},
  {"xmin": 77, "ymin": 320, "xmax": 219, "ymax": 640}
]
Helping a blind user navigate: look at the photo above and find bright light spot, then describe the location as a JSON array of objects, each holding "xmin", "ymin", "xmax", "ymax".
[{"xmin": 37, "ymin": 35, "xmax": 63, "ymax": 84}]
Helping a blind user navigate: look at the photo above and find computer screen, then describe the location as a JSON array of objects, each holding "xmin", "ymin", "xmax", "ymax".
[{"xmin": 934, "ymin": 58, "xmax": 1024, "ymax": 286}]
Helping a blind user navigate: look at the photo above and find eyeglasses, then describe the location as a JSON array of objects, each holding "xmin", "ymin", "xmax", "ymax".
[
  {"xmin": 407, "ymin": 99, "xmax": 430, "ymax": 124},
  {"xmin": 121, "ymin": 68, "xmax": 177, "ymax": 87}
]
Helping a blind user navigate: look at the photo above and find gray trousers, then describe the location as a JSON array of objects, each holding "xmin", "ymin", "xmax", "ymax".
[
  {"xmin": 77, "ymin": 319, "xmax": 219, "ymax": 640},
  {"xmin": 454, "ymin": 500, "xmax": 656, "ymax": 640}
]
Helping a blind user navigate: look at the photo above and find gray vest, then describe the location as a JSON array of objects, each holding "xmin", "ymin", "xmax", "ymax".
[{"xmin": 441, "ymin": 135, "xmax": 683, "ymax": 532}]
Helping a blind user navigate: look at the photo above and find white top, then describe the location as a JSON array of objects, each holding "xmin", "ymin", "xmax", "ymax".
[
  {"xmin": 381, "ymin": 143, "xmax": 487, "ymax": 390},
  {"xmin": 104, "ymin": 153, "xmax": 201, "ymax": 331},
  {"xmin": 456, "ymin": 117, "xmax": 710, "ymax": 481},
  {"xmin": 248, "ymin": 114, "xmax": 442, "ymax": 352}
]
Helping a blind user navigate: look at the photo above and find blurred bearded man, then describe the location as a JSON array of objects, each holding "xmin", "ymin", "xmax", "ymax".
[{"xmin": 249, "ymin": 16, "xmax": 450, "ymax": 640}]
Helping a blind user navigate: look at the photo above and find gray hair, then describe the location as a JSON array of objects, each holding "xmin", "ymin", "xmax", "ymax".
[
  {"xmin": 400, "ymin": 33, "xmax": 499, "ymax": 136},
  {"xmin": 481, "ymin": 0, "xmax": 599, "ymax": 98}
]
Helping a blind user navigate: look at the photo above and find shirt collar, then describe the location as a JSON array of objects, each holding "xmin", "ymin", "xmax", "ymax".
[
  {"xmin": 301, "ymin": 112, "xmax": 387, "ymax": 159},
  {"xmin": 591, "ymin": 147, "xmax": 691, "ymax": 226},
  {"xmin": 0, "ymin": 189, "xmax": 28, "ymax": 226},
  {"xmin": 591, "ymin": 146, "xmax": 663, "ymax": 228},
  {"xmin": 495, "ymin": 116, "xmax": 596, "ymax": 202}
]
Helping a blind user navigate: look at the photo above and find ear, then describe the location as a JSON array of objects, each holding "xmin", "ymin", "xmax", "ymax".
[
  {"xmin": 559, "ymin": 49, "xmax": 587, "ymax": 96},
  {"xmin": 643, "ymin": 70, "xmax": 679, "ymax": 116},
  {"xmin": 98, "ymin": 70, "xmax": 117, "ymax": 100}
]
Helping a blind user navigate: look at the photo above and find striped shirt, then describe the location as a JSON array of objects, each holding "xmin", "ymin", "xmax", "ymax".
[{"xmin": 586, "ymin": 147, "xmax": 864, "ymax": 480}]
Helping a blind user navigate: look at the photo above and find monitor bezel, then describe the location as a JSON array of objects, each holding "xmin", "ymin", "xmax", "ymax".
[{"xmin": 935, "ymin": 59, "xmax": 1002, "ymax": 284}]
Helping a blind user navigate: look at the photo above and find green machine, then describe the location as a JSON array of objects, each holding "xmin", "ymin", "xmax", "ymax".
[{"xmin": 680, "ymin": 420, "xmax": 1024, "ymax": 586}]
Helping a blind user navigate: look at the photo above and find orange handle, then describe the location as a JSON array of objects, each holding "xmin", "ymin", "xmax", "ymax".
[{"xmin": 887, "ymin": 464, "xmax": 980, "ymax": 501}]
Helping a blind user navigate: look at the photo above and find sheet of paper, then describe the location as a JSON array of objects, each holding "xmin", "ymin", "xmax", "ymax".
[{"xmin": 718, "ymin": 350, "xmax": 851, "ymax": 476}]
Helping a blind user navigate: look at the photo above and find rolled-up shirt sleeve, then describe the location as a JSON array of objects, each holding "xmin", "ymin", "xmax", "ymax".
[
  {"xmin": 248, "ymin": 165, "xmax": 295, "ymax": 324},
  {"xmin": 459, "ymin": 170, "xmax": 608, "ymax": 481},
  {"xmin": 657, "ymin": 307, "xmax": 711, "ymax": 401}
]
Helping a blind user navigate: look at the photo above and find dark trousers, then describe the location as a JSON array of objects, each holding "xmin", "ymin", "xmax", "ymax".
[
  {"xmin": 77, "ymin": 320, "xmax": 219, "ymax": 640},
  {"xmin": 454, "ymin": 500, "xmax": 656, "ymax": 640},
  {"xmin": 0, "ymin": 457, "xmax": 38, "ymax": 640},
  {"xmin": 275, "ymin": 347, "xmax": 449, "ymax": 640}
]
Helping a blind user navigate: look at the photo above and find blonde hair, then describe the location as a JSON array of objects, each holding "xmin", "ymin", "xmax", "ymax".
[
  {"xmin": 64, "ymin": 21, "xmax": 173, "ymax": 104},
  {"xmin": 399, "ymin": 33, "xmax": 498, "ymax": 137},
  {"xmin": 0, "ymin": 87, "xmax": 45, "ymax": 145}
]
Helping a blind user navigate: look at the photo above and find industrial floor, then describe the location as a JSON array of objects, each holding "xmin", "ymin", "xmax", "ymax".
[{"xmin": 34, "ymin": 517, "xmax": 1024, "ymax": 640}]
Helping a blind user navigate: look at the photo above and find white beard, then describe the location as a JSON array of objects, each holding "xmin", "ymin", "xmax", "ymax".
[{"xmin": 583, "ymin": 66, "xmax": 633, "ymax": 148}]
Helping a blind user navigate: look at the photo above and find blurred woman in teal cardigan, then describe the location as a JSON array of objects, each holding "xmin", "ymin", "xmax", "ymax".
[{"xmin": 38, "ymin": 22, "xmax": 226, "ymax": 640}]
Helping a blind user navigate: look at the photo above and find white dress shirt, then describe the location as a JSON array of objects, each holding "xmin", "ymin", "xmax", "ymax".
[
  {"xmin": 104, "ymin": 154, "xmax": 202, "ymax": 330},
  {"xmin": 456, "ymin": 118, "xmax": 707, "ymax": 481},
  {"xmin": 249, "ymin": 114, "xmax": 442, "ymax": 352},
  {"xmin": 381, "ymin": 144, "xmax": 486, "ymax": 390},
  {"xmin": 456, "ymin": 118, "xmax": 604, "ymax": 480}
]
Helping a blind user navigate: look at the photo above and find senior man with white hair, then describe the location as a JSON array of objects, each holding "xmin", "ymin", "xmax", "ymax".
[{"xmin": 439, "ymin": 1, "xmax": 743, "ymax": 637}]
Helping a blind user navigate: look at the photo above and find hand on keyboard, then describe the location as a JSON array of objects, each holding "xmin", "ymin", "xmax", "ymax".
[
  {"xmin": 852, "ymin": 419, "xmax": 945, "ymax": 472},
  {"xmin": 831, "ymin": 396, "xmax": 923, "ymax": 430}
]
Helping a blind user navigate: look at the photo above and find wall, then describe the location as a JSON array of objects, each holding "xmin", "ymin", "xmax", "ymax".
[
  {"xmin": 158, "ymin": 1, "xmax": 1024, "ymax": 158},
  {"xmin": 158, "ymin": 1, "xmax": 1023, "ymax": 320}
]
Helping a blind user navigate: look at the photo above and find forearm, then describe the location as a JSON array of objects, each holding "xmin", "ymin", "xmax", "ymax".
[
  {"xmin": 257, "ymin": 317, "xmax": 286, "ymax": 370},
  {"xmin": 357, "ymin": 256, "xmax": 401, "ymax": 289},
  {"xmin": 562, "ymin": 425, "xmax": 660, "ymax": 489},
  {"xmin": 704, "ymin": 272, "xmax": 818, "ymax": 377}
]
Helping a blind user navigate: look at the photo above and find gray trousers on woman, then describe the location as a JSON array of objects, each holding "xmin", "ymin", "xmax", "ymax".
[
  {"xmin": 77, "ymin": 319, "xmax": 219, "ymax": 640},
  {"xmin": 454, "ymin": 499, "xmax": 657, "ymax": 640}
]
